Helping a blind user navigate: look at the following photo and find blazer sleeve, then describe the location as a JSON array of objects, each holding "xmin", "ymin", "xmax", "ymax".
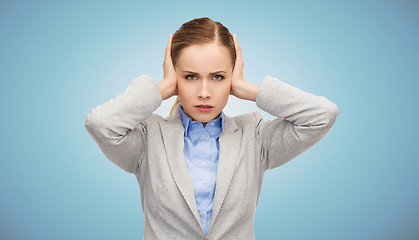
[
  {"xmin": 255, "ymin": 75, "xmax": 339, "ymax": 171},
  {"xmin": 83, "ymin": 74, "xmax": 162, "ymax": 173}
]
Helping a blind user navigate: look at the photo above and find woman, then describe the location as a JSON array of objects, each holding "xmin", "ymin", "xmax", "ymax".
[{"xmin": 84, "ymin": 17, "xmax": 339, "ymax": 239}]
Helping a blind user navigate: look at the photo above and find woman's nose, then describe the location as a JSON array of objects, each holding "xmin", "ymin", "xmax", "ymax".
[{"xmin": 198, "ymin": 80, "xmax": 211, "ymax": 99}]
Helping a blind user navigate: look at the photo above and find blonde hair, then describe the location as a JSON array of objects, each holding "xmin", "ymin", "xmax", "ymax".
[
  {"xmin": 170, "ymin": 97, "xmax": 181, "ymax": 115},
  {"xmin": 169, "ymin": 17, "xmax": 236, "ymax": 116}
]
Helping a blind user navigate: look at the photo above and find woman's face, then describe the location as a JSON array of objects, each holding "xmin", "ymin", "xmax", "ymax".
[{"xmin": 175, "ymin": 43, "xmax": 233, "ymax": 125}]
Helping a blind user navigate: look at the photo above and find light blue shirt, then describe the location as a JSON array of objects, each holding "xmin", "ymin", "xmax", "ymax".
[{"xmin": 179, "ymin": 105, "xmax": 225, "ymax": 235}]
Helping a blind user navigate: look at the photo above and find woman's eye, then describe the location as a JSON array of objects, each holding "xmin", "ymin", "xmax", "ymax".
[
  {"xmin": 185, "ymin": 75, "xmax": 224, "ymax": 80},
  {"xmin": 213, "ymin": 75, "xmax": 224, "ymax": 80},
  {"xmin": 185, "ymin": 75, "xmax": 196, "ymax": 80}
]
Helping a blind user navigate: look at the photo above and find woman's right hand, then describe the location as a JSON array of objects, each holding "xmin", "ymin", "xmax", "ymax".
[{"xmin": 157, "ymin": 34, "xmax": 178, "ymax": 100}]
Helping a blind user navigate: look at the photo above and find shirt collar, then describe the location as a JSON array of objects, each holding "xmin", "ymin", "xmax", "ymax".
[{"xmin": 179, "ymin": 104, "xmax": 225, "ymax": 137}]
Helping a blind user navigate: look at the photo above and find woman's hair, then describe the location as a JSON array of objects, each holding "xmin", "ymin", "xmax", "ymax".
[{"xmin": 169, "ymin": 17, "xmax": 236, "ymax": 115}]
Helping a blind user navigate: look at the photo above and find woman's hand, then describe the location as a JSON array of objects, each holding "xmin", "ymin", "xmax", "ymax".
[
  {"xmin": 158, "ymin": 34, "xmax": 178, "ymax": 100},
  {"xmin": 230, "ymin": 32, "xmax": 260, "ymax": 102}
]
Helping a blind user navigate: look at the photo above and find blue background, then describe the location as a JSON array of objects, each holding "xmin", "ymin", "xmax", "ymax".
[{"xmin": 1, "ymin": 0, "xmax": 418, "ymax": 239}]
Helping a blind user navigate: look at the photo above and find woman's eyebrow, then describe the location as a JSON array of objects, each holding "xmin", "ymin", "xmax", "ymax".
[{"xmin": 182, "ymin": 70, "xmax": 226, "ymax": 75}]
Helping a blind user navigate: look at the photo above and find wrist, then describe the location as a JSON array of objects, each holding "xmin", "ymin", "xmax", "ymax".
[
  {"xmin": 157, "ymin": 80, "xmax": 173, "ymax": 100},
  {"xmin": 233, "ymin": 81, "xmax": 260, "ymax": 101}
]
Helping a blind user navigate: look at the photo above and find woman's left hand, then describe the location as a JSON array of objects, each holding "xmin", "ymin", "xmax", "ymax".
[{"xmin": 230, "ymin": 32, "xmax": 260, "ymax": 101}]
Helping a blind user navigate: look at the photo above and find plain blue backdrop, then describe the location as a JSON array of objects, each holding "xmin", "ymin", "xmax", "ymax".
[{"xmin": 1, "ymin": 0, "xmax": 418, "ymax": 239}]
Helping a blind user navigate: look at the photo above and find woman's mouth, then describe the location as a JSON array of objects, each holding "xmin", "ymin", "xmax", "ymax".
[{"xmin": 194, "ymin": 105, "xmax": 214, "ymax": 112}]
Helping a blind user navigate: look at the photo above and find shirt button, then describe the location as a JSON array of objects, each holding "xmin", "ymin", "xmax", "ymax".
[
  {"xmin": 202, "ymin": 180, "xmax": 207, "ymax": 185},
  {"xmin": 199, "ymin": 211, "xmax": 204, "ymax": 216},
  {"xmin": 202, "ymin": 161, "xmax": 207, "ymax": 166},
  {"xmin": 202, "ymin": 134, "xmax": 206, "ymax": 138},
  {"xmin": 210, "ymin": 122, "xmax": 214, "ymax": 126}
]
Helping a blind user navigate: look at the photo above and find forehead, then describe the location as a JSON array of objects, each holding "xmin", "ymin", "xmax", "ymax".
[{"xmin": 176, "ymin": 43, "xmax": 232, "ymax": 72}]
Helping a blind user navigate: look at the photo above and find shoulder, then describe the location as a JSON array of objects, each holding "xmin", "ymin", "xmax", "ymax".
[
  {"xmin": 147, "ymin": 113, "xmax": 166, "ymax": 124},
  {"xmin": 227, "ymin": 111, "xmax": 264, "ymax": 129},
  {"xmin": 134, "ymin": 113, "xmax": 165, "ymax": 129}
]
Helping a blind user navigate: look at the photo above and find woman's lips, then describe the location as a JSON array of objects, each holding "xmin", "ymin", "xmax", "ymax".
[{"xmin": 194, "ymin": 105, "xmax": 214, "ymax": 112}]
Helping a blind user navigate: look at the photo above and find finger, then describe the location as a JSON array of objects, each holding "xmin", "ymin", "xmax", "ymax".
[
  {"xmin": 166, "ymin": 34, "xmax": 172, "ymax": 56},
  {"xmin": 165, "ymin": 34, "xmax": 173, "ymax": 59},
  {"xmin": 232, "ymin": 34, "xmax": 243, "ymax": 62}
]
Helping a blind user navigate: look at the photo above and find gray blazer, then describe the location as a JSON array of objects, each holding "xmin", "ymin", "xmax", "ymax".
[{"xmin": 84, "ymin": 74, "xmax": 339, "ymax": 239}]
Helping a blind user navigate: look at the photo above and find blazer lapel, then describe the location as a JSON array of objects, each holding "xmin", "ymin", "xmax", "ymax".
[
  {"xmin": 208, "ymin": 113, "xmax": 242, "ymax": 233},
  {"xmin": 160, "ymin": 106, "xmax": 205, "ymax": 232}
]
